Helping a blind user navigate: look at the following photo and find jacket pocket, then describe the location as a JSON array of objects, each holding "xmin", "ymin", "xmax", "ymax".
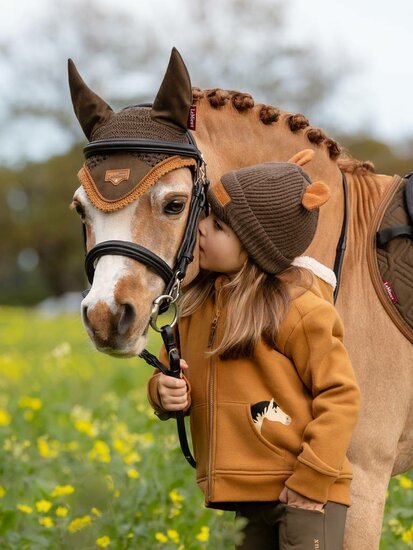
[{"xmin": 214, "ymin": 403, "xmax": 287, "ymax": 472}]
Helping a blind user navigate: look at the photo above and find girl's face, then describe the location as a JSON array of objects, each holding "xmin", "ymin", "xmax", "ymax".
[{"xmin": 198, "ymin": 214, "xmax": 247, "ymax": 274}]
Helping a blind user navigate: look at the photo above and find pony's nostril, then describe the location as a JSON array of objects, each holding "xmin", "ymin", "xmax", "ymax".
[
  {"xmin": 118, "ymin": 303, "xmax": 136, "ymax": 335},
  {"xmin": 82, "ymin": 304, "xmax": 90, "ymax": 329}
]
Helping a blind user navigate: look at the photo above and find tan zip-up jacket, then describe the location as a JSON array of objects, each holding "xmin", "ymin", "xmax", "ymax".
[{"xmin": 148, "ymin": 264, "xmax": 361, "ymax": 509}]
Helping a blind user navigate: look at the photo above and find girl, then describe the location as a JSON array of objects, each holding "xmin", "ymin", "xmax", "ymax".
[{"xmin": 147, "ymin": 161, "xmax": 361, "ymax": 550}]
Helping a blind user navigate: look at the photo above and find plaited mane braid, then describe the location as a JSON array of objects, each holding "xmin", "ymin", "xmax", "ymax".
[{"xmin": 191, "ymin": 87, "xmax": 344, "ymax": 162}]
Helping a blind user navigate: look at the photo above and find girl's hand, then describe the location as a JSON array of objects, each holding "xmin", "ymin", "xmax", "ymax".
[
  {"xmin": 157, "ymin": 360, "xmax": 189, "ymax": 412},
  {"xmin": 279, "ymin": 486, "xmax": 324, "ymax": 513}
]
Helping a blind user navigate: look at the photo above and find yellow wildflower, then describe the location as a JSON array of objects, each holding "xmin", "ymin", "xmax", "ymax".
[
  {"xmin": 91, "ymin": 507, "xmax": 102, "ymax": 517},
  {"xmin": 195, "ymin": 526, "xmax": 210, "ymax": 542},
  {"xmin": 36, "ymin": 500, "xmax": 52, "ymax": 513},
  {"xmin": 96, "ymin": 535, "xmax": 111, "ymax": 547},
  {"xmin": 113, "ymin": 438, "xmax": 128, "ymax": 455},
  {"xmin": 155, "ymin": 532, "xmax": 168, "ymax": 543},
  {"xmin": 89, "ymin": 440, "xmax": 111, "ymax": 463},
  {"xmin": 55, "ymin": 506, "xmax": 69, "ymax": 517},
  {"xmin": 37, "ymin": 436, "xmax": 59, "ymax": 459},
  {"xmin": 167, "ymin": 529, "xmax": 180, "ymax": 544},
  {"xmin": 0, "ymin": 409, "xmax": 11, "ymax": 426},
  {"xmin": 398, "ymin": 475, "xmax": 413, "ymax": 489},
  {"xmin": 123, "ymin": 451, "xmax": 142, "ymax": 465},
  {"xmin": 68, "ymin": 515, "xmax": 92, "ymax": 533},
  {"xmin": 51, "ymin": 484, "xmax": 75, "ymax": 497},
  {"xmin": 127, "ymin": 468, "xmax": 140, "ymax": 479},
  {"xmin": 169, "ymin": 507, "xmax": 181, "ymax": 518},
  {"xmin": 19, "ymin": 396, "xmax": 42, "ymax": 411},
  {"xmin": 402, "ymin": 526, "xmax": 413, "ymax": 543},
  {"xmin": 0, "ymin": 485, "xmax": 6, "ymax": 498},
  {"xmin": 39, "ymin": 516, "xmax": 54, "ymax": 528},
  {"xmin": 17, "ymin": 504, "xmax": 33, "ymax": 514},
  {"xmin": 74, "ymin": 419, "xmax": 98, "ymax": 438},
  {"xmin": 169, "ymin": 488, "xmax": 184, "ymax": 504}
]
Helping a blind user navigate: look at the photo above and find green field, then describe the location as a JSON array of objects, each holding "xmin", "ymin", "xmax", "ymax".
[{"xmin": 0, "ymin": 307, "xmax": 411, "ymax": 549}]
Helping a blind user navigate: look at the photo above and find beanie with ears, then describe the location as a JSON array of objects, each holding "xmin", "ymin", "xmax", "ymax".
[{"xmin": 207, "ymin": 157, "xmax": 330, "ymax": 274}]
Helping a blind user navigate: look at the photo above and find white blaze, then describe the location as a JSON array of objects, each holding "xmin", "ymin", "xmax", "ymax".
[{"xmin": 78, "ymin": 187, "xmax": 136, "ymax": 313}]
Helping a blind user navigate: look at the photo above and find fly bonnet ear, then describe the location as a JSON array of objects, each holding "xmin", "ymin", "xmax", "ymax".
[
  {"xmin": 68, "ymin": 59, "xmax": 114, "ymax": 141},
  {"xmin": 151, "ymin": 47, "xmax": 193, "ymax": 133},
  {"xmin": 302, "ymin": 181, "xmax": 330, "ymax": 210}
]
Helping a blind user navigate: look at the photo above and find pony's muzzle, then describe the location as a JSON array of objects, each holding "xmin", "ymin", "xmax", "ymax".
[{"xmin": 81, "ymin": 301, "xmax": 137, "ymax": 345}]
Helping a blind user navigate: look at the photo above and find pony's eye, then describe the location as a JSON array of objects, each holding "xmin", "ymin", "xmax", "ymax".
[{"xmin": 164, "ymin": 200, "xmax": 185, "ymax": 215}]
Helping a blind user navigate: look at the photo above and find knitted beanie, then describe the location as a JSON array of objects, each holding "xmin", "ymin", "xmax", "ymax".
[{"xmin": 207, "ymin": 162, "xmax": 329, "ymax": 274}]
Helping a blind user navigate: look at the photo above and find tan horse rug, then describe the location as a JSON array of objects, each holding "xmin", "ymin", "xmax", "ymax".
[{"xmin": 368, "ymin": 174, "xmax": 413, "ymax": 343}]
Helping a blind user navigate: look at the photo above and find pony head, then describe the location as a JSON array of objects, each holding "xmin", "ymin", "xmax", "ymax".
[{"xmin": 69, "ymin": 48, "xmax": 200, "ymax": 356}]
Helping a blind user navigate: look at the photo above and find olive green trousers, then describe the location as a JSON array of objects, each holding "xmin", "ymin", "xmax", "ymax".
[{"xmin": 235, "ymin": 501, "xmax": 347, "ymax": 550}]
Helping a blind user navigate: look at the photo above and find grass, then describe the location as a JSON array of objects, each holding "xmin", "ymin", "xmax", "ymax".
[{"xmin": 0, "ymin": 306, "xmax": 411, "ymax": 549}]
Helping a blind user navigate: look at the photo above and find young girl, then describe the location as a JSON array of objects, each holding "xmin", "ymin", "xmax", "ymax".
[{"xmin": 147, "ymin": 161, "xmax": 361, "ymax": 550}]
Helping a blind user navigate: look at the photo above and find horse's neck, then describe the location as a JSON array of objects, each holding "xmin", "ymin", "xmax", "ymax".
[
  {"xmin": 194, "ymin": 94, "xmax": 344, "ymax": 269},
  {"xmin": 344, "ymin": 170, "xmax": 396, "ymax": 265}
]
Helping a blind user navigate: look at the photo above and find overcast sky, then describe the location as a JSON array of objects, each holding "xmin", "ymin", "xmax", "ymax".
[
  {"xmin": 1, "ymin": 0, "xmax": 412, "ymax": 163},
  {"xmin": 287, "ymin": 0, "xmax": 413, "ymax": 141}
]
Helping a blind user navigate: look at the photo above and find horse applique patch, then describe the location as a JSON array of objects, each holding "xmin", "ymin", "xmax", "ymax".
[{"xmin": 251, "ymin": 398, "xmax": 291, "ymax": 434}]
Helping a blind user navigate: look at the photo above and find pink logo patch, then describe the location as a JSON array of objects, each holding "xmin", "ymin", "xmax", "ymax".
[
  {"xmin": 383, "ymin": 280, "xmax": 398, "ymax": 304},
  {"xmin": 187, "ymin": 105, "xmax": 196, "ymax": 130}
]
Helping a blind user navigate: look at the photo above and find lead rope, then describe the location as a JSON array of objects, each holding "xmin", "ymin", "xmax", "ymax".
[{"xmin": 333, "ymin": 172, "xmax": 349, "ymax": 304}]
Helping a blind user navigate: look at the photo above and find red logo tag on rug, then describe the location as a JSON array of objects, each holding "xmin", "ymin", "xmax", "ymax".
[
  {"xmin": 383, "ymin": 280, "xmax": 398, "ymax": 304},
  {"xmin": 187, "ymin": 105, "xmax": 196, "ymax": 130}
]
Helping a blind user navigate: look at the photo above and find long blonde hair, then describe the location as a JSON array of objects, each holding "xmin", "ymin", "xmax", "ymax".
[{"xmin": 179, "ymin": 259, "xmax": 312, "ymax": 360}]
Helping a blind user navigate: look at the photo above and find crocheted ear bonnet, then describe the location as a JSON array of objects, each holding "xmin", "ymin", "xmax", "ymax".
[
  {"xmin": 68, "ymin": 48, "xmax": 196, "ymax": 211},
  {"xmin": 208, "ymin": 159, "xmax": 330, "ymax": 274}
]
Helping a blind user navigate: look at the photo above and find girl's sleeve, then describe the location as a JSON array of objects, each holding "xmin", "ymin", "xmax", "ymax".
[{"xmin": 280, "ymin": 298, "xmax": 361, "ymax": 503}]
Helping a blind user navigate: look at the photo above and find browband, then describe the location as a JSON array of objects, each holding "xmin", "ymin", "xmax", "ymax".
[{"xmin": 83, "ymin": 138, "xmax": 204, "ymax": 163}]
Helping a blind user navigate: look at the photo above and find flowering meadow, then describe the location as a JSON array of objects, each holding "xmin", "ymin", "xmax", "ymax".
[{"xmin": 0, "ymin": 307, "xmax": 411, "ymax": 549}]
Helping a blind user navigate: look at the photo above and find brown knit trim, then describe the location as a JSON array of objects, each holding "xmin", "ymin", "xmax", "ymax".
[
  {"xmin": 78, "ymin": 156, "xmax": 197, "ymax": 212},
  {"xmin": 210, "ymin": 181, "xmax": 232, "ymax": 206}
]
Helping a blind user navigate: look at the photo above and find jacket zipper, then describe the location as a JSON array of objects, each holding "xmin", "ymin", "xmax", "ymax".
[
  {"xmin": 207, "ymin": 296, "xmax": 221, "ymax": 502},
  {"xmin": 207, "ymin": 311, "xmax": 220, "ymax": 348}
]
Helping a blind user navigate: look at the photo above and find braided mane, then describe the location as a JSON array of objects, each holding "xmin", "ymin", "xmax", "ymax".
[{"xmin": 192, "ymin": 88, "xmax": 375, "ymax": 174}]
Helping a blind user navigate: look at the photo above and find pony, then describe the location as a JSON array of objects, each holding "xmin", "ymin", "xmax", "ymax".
[
  {"xmin": 68, "ymin": 48, "xmax": 413, "ymax": 549},
  {"xmin": 251, "ymin": 399, "xmax": 291, "ymax": 434}
]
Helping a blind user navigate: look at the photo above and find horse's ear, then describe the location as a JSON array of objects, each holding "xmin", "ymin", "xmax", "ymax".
[
  {"xmin": 68, "ymin": 59, "xmax": 114, "ymax": 140},
  {"xmin": 302, "ymin": 181, "xmax": 330, "ymax": 210},
  {"xmin": 151, "ymin": 47, "xmax": 193, "ymax": 133},
  {"xmin": 288, "ymin": 149, "xmax": 314, "ymax": 166}
]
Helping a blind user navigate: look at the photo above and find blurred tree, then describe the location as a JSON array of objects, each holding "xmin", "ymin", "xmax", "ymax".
[
  {"xmin": 0, "ymin": 0, "xmax": 346, "ymax": 165},
  {"xmin": 339, "ymin": 134, "xmax": 413, "ymax": 176},
  {"xmin": 0, "ymin": 147, "xmax": 85, "ymax": 305}
]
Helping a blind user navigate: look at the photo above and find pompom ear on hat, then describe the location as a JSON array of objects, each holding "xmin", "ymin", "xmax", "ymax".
[{"xmin": 302, "ymin": 181, "xmax": 330, "ymax": 211}]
